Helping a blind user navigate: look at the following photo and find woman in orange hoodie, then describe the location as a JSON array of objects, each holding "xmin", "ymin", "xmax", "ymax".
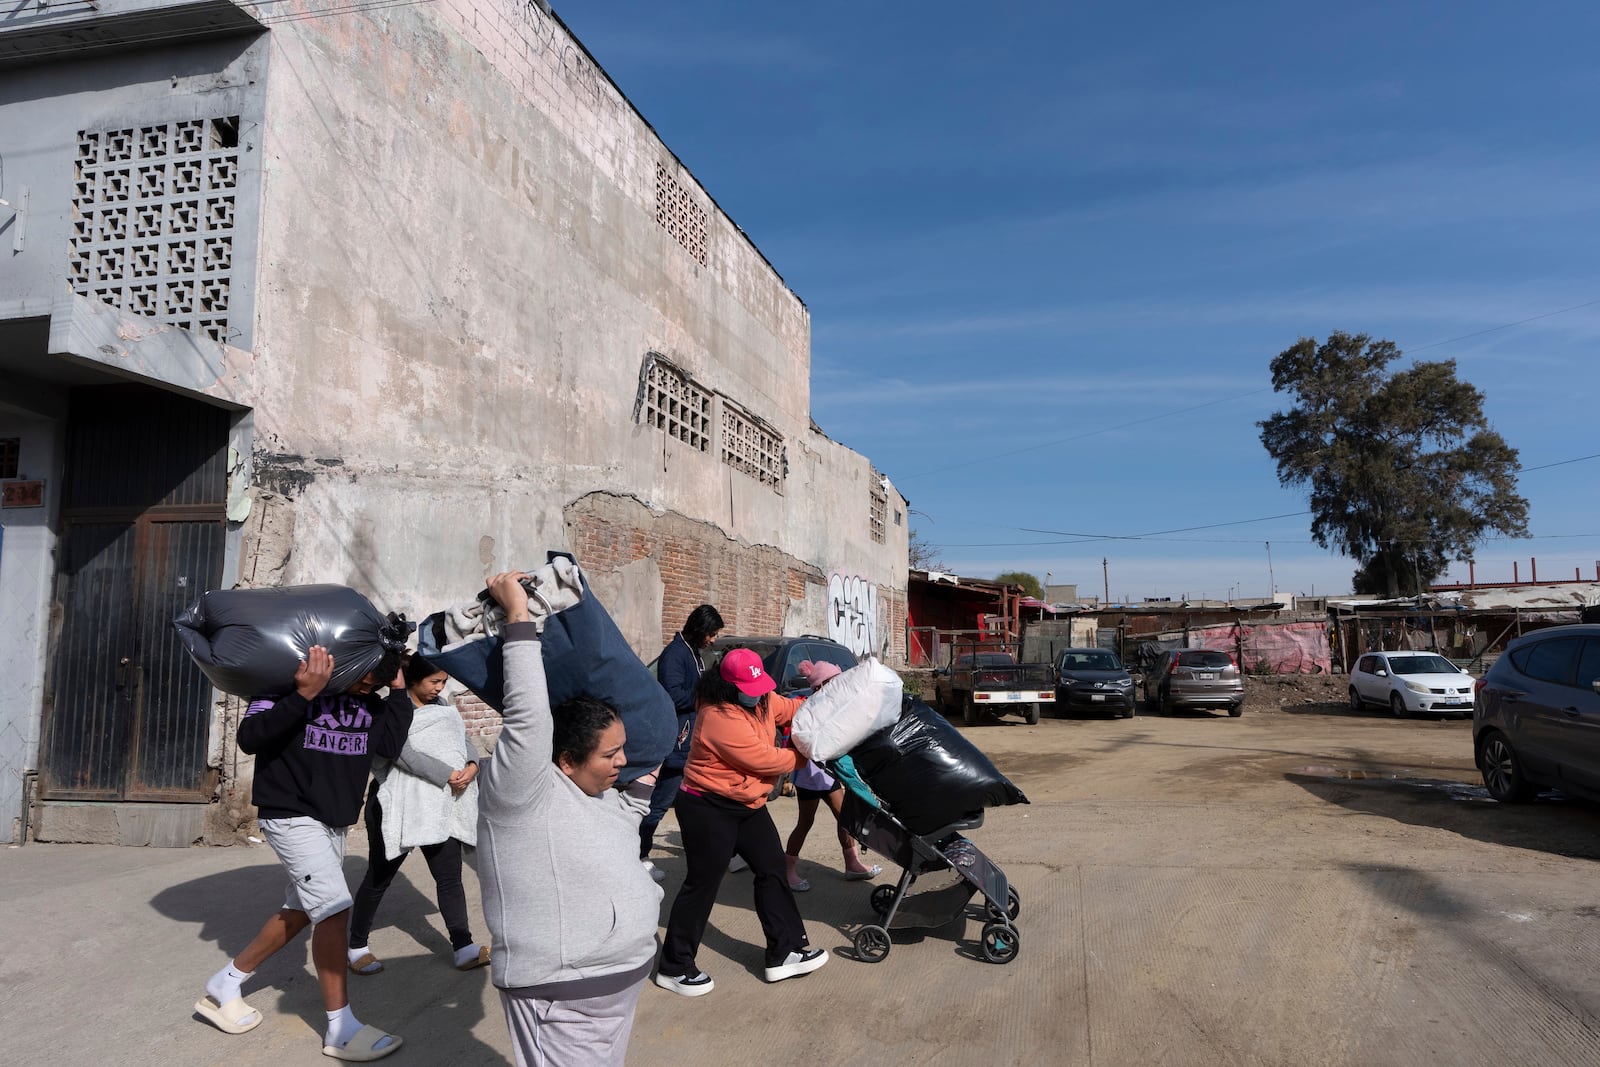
[{"xmin": 653, "ymin": 649, "xmax": 830, "ymax": 997}]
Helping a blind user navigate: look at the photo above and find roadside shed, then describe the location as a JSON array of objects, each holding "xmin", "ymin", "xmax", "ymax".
[{"xmin": 1328, "ymin": 581, "xmax": 1600, "ymax": 673}]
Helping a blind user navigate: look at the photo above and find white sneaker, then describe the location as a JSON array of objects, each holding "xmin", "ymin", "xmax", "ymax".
[
  {"xmin": 764, "ymin": 948, "xmax": 828, "ymax": 983},
  {"xmin": 653, "ymin": 970, "xmax": 714, "ymax": 997},
  {"xmin": 642, "ymin": 860, "xmax": 666, "ymax": 882},
  {"xmin": 728, "ymin": 854, "xmax": 749, "ymax": 873}
]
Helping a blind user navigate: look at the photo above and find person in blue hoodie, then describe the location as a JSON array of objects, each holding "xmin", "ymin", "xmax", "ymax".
[{"xmin": 639, "ymin": 603, "xmax": 723, "ymax": 873}]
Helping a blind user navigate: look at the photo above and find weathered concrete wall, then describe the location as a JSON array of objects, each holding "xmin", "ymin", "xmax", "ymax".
[
  {"xmin": 0, "ymin": 33, "xmax": 269, "ymax": 841},
  {"xmin": 0, "ymin": 36, "xmax": 268, "ymax": 344},
  {"xmin": 1, "ymin": 2, "xmax": 908, "ymax": 839},
  {"xmin": 0, "ymin": 409, "xmax": 64, "ymax": 842},
  {"xmin": 247, "ymin": 3, "xmax": 907, "ymax": 640}
]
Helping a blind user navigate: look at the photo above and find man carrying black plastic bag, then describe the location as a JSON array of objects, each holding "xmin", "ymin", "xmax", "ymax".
[{"xmin": 193, "ymin": 644, "xmax": 411, "ymax": 1062}]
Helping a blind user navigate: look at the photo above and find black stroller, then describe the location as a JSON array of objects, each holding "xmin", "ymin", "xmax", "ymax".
[{"xmin": 828, "ymin": 760, "xmax": 1021, "ymax": 964}]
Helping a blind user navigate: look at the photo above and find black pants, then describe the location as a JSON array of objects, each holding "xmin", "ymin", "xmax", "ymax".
[
  {"xmin": 639, "ymin": 762, "xmax": 685, "ymax": 860},
  {"xmin": 658, "ymin": 790, "xmax": 809, "ymax": 975},
  {"xmin": 349, "ymin": 789, "xmax": 474, "ymax": 951}
]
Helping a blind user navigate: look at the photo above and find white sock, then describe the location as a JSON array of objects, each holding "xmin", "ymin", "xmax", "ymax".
[
  {"xmin": 347, "ymin": 945, "xmax": 370, "ymax": 965},
  {"xmin": 452, "ymin": 943, "xmax": 482, "ymax": 968},
  {"xmin": 325, "ymin": 1005, "xmax": 361, "ymax": 1048},
  {"xmin": 325, "ymin": 1005, "xmax": 395, "ymax": 1053},
  {"xmin": 206, "ymin": 960, "xmax": 252, "ymax": 1005}
]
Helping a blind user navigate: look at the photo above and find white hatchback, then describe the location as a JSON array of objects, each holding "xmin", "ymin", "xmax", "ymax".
[{"xmin": 1349, "ymin": 651, "xmax": 1475, "ymax": 717}]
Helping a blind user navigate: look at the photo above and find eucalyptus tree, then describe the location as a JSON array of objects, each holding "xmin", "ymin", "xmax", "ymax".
[{"xmin": 1259, "ymin": 331, "xmax": 1527, "ymax": 597}]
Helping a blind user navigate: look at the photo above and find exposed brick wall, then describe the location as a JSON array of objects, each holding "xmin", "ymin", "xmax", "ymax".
[
  {"xmin": 456, "ymin": 692, "xmax": 504, "ymax": 753},
  {"xmin": 881, "ymin": 586, "xmax": 907, "ymax": 662},
  {"xmin": 453, "ymin": 495, "xmax": 906, "ymax": 753},
  {"xmin": 567, "ymin": 492, "xmax": 819, "ymax": 646}
]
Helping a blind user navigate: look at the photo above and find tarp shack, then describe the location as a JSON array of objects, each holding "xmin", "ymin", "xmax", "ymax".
[{"xmin": 1328, "ymin": 581, "xmax": 1600, "ymax": 674}]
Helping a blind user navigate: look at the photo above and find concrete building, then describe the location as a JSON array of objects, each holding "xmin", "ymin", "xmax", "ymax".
[{"xmin": 0, "ymin": 0, "xmax": 908, "ymax": 845}]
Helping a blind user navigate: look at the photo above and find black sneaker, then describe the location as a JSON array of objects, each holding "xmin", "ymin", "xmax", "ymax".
[
  {"xmin": 764, "ymin": 948, "xmax": 828, "ymax": 983},
  {"xmin": 653, "ymin": 970, "xmax": 714, "ymax": 997}
]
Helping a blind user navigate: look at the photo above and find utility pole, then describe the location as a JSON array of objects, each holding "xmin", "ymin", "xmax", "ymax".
[
  {"xmin": 1102, "ymin": 558, "xmax": 1109, "ymax": 605},
  {"xmin": 1265, "ymin": 541, "xmax": 1275, "ymax": 603}
]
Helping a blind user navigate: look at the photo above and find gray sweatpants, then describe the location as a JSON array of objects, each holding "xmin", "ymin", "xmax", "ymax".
[{"xmin": 499, "ymin": 980, "xmax": 646, "ymax": 1067}]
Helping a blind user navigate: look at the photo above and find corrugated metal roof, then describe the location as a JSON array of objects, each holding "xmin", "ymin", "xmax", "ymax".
[{"xmin": 1329, "ymin": 581, "xmax": 1600, "ymax": 613}]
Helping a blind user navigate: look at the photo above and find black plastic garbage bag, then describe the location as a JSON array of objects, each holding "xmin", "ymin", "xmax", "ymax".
[
  {"xmin": 417, "ymin": 556, "xmax": 674, "ymax": 785},
  {"xmin": 848, "ymin": 697, "xmax": 1028, "ymax": 835},
  {"xmin": 174, "ymin": 585, "xmax": 413, "ymax": 697}
]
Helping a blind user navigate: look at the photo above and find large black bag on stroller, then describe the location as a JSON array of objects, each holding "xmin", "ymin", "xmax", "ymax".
[
  {"xmin": 848, "ymin": 697, "xmax": 1028, "ymax": 835},
  {"xmin": 174, "ymin": 585, "xmax": 413, "ymax": 697},
  {"xmin": 416, "ymin": 555, "xmax": 674, "ymax": 785}
]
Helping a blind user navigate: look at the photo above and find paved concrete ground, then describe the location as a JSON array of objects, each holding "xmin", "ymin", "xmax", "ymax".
[{"xmin": 7, "ymin": 700, "xmax": 1600, "ymax": 1065}]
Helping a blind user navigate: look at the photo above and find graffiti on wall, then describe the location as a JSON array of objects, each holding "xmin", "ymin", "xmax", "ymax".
[{"xmin": 828, "ymin": 573, "xmax": 879, "ymax": 657}]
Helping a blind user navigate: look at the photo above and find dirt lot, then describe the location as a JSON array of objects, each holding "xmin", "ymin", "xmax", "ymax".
[{"xmin": 8, "ymin": 682, "xmax": 1600, "ymax": 1066}]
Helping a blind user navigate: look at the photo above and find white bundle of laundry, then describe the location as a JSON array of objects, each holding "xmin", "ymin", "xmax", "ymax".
[
  {"xmin": 790, "ymin": 659, "xmax": 903, "ymax": 761},
  {"xmin": 433, "ymin": 556, "xmax": 584, "ymax": 648}
]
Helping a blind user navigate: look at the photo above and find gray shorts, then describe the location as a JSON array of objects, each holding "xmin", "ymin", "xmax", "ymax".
[{"xmin": 258, "ymin": 816, "xmax": 352, "ymax": 923}]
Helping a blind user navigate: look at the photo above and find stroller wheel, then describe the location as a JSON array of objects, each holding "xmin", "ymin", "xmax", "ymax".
[
  {"xmin": 870, "ymin": 884, "xmax": 896, "ymax": 918},
  {"xmin": 854, "ymin": 925, "xmax": 891, "ymax": 963},
  {"xmin": 986, "ymin": 886, "xmax": 1022, "ymax": 923},
  {"xmin": 981, "ymin": 922, "xmax": 1020, "ymax": 964}
]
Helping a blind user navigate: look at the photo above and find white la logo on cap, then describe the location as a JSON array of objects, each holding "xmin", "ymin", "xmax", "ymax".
[{"xmin": 748, "ymin": 665, "xmax": 761, "ymax": 678}]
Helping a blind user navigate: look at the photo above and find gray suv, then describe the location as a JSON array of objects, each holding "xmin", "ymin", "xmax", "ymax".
[
  {"xmin": 1144, "ymin": 648, "xmax": 1245, "ymax": 716},
  {"xmin": 1474, "ymin": 624, "xmax": 1600, "ymax": 802}
]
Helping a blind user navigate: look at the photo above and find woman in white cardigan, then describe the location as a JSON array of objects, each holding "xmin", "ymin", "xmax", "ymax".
[{"xmin": 347, "ymin": 653, "xmax": 489, "ymax": 974}]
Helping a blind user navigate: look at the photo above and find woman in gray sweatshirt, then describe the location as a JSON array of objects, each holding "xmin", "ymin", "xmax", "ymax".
[{"xmin": 476, "ymin": 571, "xmax": 664, "ymax": 1066}]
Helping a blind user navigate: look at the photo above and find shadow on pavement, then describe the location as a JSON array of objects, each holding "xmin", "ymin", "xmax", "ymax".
[
  {"xmin": 1286, "ymin": 763, "xmax": 1600, "ymax": 862},
  {"xmin": 152, "ymin": 854, "xmax": 503, "ymax": 1064}
]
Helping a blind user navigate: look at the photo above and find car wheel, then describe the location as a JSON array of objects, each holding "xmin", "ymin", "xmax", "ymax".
[
  {"xmin": 1348, "ymin": 687, "xmax": 1363, "ymax": 712},
  {"xmin": 1024, "ymin": 702, "xmax": 1040, "ymax": 726},
  {"xmin": 963, "ymin": 694, "xmax": 978, "ymax": 727},
  {"xmin": 1389, "ymin": 692, "xmax": 1408, "ymax": 718},
  {"xmin": 1228, "ymin": 703, "xmax": 1243, "ymax": 717},
  {"xmin": 1123, "ymin": 702, "xmax": 1136, "ymax": 719},
  {"xmin": 1479, "ymin": 732, "xmax": 1534, "ymax": 803}
]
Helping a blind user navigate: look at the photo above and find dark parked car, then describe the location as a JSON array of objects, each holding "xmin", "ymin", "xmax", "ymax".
[
  {"xmin": 1143, "ymin": 648, "xmax": 1244, "ymax": 716},
  {"xmin": 1473, "ymin": 624, "xmax": 1600, "ymax": 803},
  {"xmin": 707, "ymin": 634, "xmax": 858, "ymax": 696},
  {"xmin": 1055, "ymin": 648, "xmax": 1137, "ymax": 718}
]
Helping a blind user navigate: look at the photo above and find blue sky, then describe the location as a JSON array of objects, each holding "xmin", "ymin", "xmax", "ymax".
[{"xmin": 563, "ymin": 1, "xmax": 1600, "ymax": 601}]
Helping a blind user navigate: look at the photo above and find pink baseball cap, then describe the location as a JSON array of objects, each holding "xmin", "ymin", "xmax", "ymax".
[{"xmin": 720, "ymin": 648, "xmax": 776, "ymax": 699}]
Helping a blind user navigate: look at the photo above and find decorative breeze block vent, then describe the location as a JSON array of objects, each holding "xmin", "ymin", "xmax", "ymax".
[
  {"xmin": 70, "ymin": 117, "xmax": 241, "ymax": 344},
  {"xmin": 870, "ymin": 481, "xmax": 887, "ymax": 544},
  {"xmin": 721, "ymin": 405, "xmax": 784, "ymax": 490},
  {"xmin": 655, "ymin": 161, "xmax": 708, "ymax": 266},
  {"xmin": 643, "ymin": 359, "xmax": 711, "ymax": 452}
]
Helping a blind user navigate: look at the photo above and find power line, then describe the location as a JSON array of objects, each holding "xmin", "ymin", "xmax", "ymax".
[
  {"xmin": 1021, "ymin": 510, "xmax": 1313, "ymax": 542},
  {"xmin": 8, "ymin": 0, "xmax": 449, "ymax": 62},
  {"xmin": 1404, "ymin": 298, "xmax": 1600, "ymax": 354},
  {"xmin": 1520, "ymin": 451, "xmax": 1600, "ymax": 473},
  {"xmin": 930, "ymin": 447, "xmax": 1600, "ymax": 550},
  {"xmin": 897, "ymin": 297, "xmax": 1600, "ymax": 483}
]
